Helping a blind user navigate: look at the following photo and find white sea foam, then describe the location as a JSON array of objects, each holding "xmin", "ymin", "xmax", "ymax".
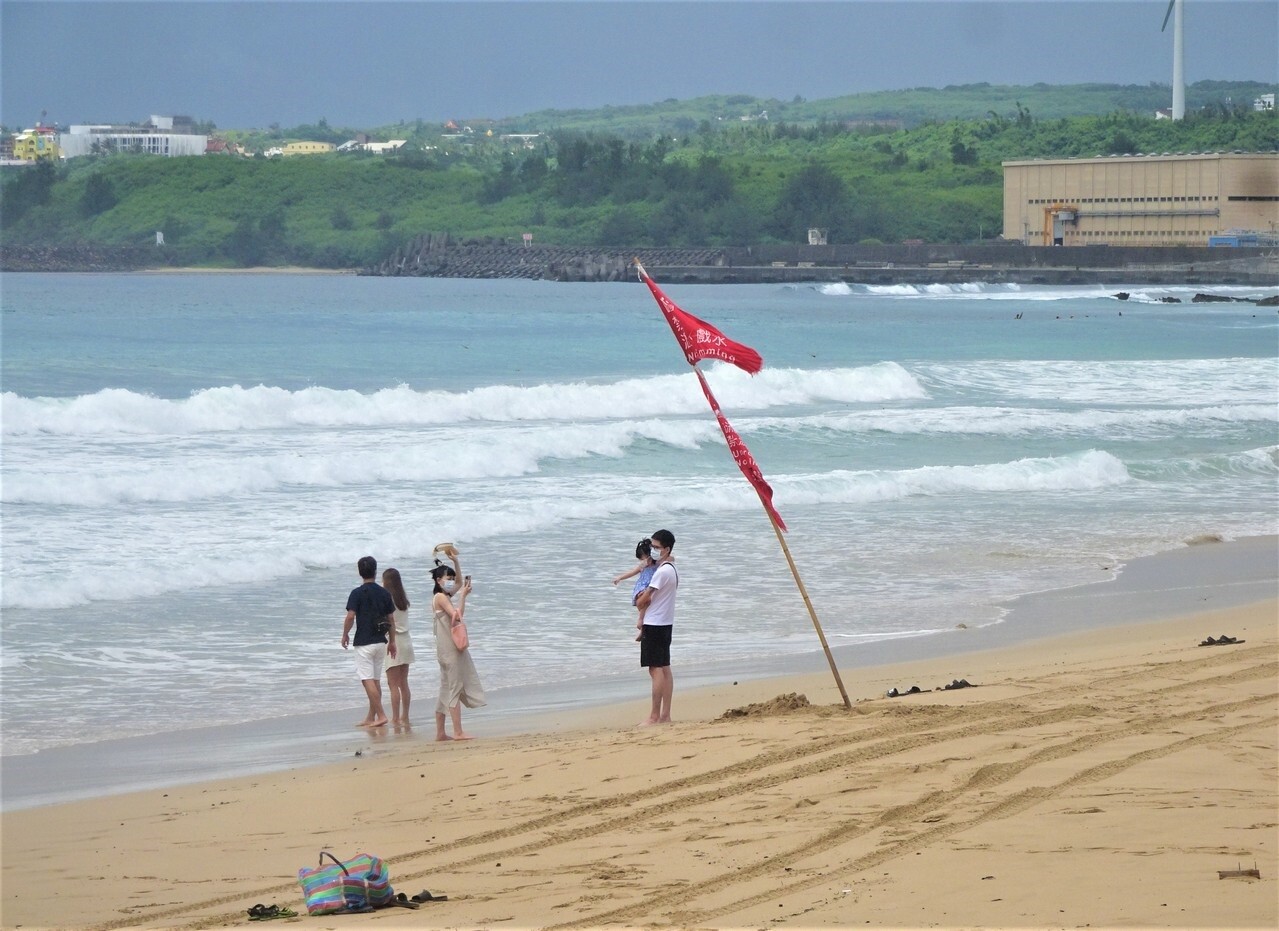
[
  {"xmin": 858, "ymin": 282, "xmax": 1087, "ymax": 300},
  {"xmin": 781, "ymin": 449, "xmax": 1131, "ymax": 506},
  {"xmin": 777, "ymin": 403, "xmax": 1278, "ymax": 439},
  {"xmin": 5, "ymin": 396, "xmax": 1269, "ymax": 509},
  {"xmin": 1, "ymin": 419, "xmax": 718, "ymax": 506},
  {"xmin": 2, "ymin": 450, "xmax": 1133, "ymax": 610},
  {"xmin": 1129, "ymin": 445, "xmax": 1279, "ymax": 481},
  {"xmin": 845, "ymin": 282, "xmax": 1274, "ymax": 303},
  {"xmin": 0, "ymin": 362, "xmax": 925, "ymax": 436},
  {"xmin": 921, "ymin": 358, "xmax": 1276, "ymax": 406}
]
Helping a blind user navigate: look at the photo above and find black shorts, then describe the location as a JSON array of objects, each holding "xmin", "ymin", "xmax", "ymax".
[{"xmin": 639, "ymin": 624, "xmax": 672, "ymax": 667}]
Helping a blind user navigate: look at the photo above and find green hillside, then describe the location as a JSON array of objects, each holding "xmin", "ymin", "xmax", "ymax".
[
  {"xmin": 2, "ymin": 82, "xmax": 1274, "ymax": 268},
  {"xmin": 470, "ymin": 80, "xmax": 1276, "ymax": 138}
]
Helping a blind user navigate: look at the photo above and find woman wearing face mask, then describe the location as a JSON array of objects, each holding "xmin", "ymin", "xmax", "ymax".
[{"xmin": 430, "ymin": 546, "xmax": 486, "ymax": 741}]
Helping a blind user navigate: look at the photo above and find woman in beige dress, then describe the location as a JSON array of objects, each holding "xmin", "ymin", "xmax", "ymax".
[
  {"xmin": 430, "ymin": 548, "xmax": 486, "ymax": 741},
  {"xmin": 381, "ymin": 567, "xmax": 414, "ymax": 725}
]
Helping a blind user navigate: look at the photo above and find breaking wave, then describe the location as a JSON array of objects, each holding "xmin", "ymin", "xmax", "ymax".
[{"xmin": 1, "ymin": 362, "xmax": 926, "ymax": 436}]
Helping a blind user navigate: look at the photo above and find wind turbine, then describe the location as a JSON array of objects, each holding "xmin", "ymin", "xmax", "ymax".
[{"xmin": 1162, "ymin": 0, "xmax": 1185, "ymax": 119}]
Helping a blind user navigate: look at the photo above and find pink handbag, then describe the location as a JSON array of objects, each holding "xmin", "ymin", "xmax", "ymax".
[{"xmin": 451, "ymin": 620, "xmax": 469, "ymax": 651}]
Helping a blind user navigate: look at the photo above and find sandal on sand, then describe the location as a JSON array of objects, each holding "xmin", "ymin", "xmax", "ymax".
[
  {"xmin": 1199, "ymin": 634, "xmax": 1244, "ymax": 646},
  {"xmin": 392, "ymin": 892, "xmax": 421, "ymax": 909},
  {"xmin": 411, "ymin": 889, "xmax": 448, "ymax": 903},
  {"xmin": 247, "ymin": 904, "xmax": 297, "ymax": 920}
]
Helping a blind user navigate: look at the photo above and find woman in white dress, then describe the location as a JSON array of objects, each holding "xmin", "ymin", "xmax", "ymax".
[
  {"xmin": 430, "ymin": 547, "xmax": 486, "ymax": 741},
  {"xmin": 381, "ymin": 567, "xmax": 414, "ymax": 725}
]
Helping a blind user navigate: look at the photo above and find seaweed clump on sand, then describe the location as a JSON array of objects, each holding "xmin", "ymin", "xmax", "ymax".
[{"xmin": 719, "ymin": 692, "xmax": 811, "ymax": 719}]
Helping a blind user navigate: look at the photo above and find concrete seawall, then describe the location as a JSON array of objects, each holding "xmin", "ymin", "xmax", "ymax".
[
  {"xmin": 363, "ymin": 235, "xmax": 1279, "ymax": 287},
  {"xmin": 3, "ymin": 238, "xmax": 1273, "ymax": 287}
]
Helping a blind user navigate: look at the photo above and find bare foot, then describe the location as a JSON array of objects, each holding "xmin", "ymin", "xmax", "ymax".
[
  {"xmin": 637, "ymin": 716, "xmax": 659, "ymax": 727},
  {"xmin": 359, "ymin": 717, "xmax": 388, "ymax": 728},
  {"xmin": 435, "ymin": 733, "xmax": 453, "ymax": 742},
  {"xmin": 452, "ymin": 732, "xmax": 475, "ymax": 741}
]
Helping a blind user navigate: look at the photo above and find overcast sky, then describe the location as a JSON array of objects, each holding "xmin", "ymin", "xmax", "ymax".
[{"xmin": 3, "ymin": 1, "xmax": 1276, "ymax": 130}]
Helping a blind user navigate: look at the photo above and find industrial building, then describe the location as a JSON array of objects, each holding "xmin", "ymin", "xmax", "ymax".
[{"xmin": 1002, "ymin": 152, "xmax": 1279, "ymax": 246}]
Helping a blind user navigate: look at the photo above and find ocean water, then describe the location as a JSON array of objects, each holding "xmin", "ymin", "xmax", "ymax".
[{"xmin": 2, "ymin": 273, "xmax": 1276, "ymax": 758}]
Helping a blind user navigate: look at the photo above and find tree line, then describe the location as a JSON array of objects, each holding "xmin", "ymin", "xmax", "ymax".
[{"xmin": 2, "ymin": 104, "xmax": 1274, "ymax": 269}]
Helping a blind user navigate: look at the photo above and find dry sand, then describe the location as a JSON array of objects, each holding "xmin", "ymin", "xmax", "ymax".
[{"xmin": 2, "ymin": 598, "xmax": 1275, "ymax": 930}]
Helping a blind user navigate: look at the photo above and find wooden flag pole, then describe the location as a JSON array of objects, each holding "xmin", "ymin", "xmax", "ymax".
[
  {"xmin": 759, "ymin": 496, "xmax": 853, "ymax": 710},
  {"xmin": 632, "ymin": 260, "xmax": 851, "ymax": 709}
]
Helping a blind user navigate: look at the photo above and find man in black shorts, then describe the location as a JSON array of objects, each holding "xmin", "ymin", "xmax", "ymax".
[{"xmin": 635, "ymin": 529, "xmax": 677, "ymax": 725}]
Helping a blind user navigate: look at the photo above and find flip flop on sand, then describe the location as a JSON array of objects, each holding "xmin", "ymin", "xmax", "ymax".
[
  {"xmin": 941, "ymin": 678, "xmax": 975, "ymax": 690},
  {"xmin": 411, "ymin": 889, "xmax": 449, "ymax": 903},
  {"xmin": 391, "ymin": 892, "xmax": 420, "ymax": 909},
  {"xmin": 886, "ymin": 685, "xmax": 928, "ymax": 698}
]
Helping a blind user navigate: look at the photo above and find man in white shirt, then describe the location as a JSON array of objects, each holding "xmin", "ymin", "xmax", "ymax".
[{"xmin": 635, "ymin": 529, "xmax": 677, "ymax": 725}]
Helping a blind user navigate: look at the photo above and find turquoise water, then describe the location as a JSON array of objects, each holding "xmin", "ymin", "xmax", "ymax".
[{"xmin": 2, "ymin": 273, "xmax": 1276, "ymax": 757}]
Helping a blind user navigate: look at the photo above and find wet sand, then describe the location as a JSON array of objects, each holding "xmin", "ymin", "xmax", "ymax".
[{"xmin": 4, "ymin": 536, "xmax": 1274, "ymax": 813}]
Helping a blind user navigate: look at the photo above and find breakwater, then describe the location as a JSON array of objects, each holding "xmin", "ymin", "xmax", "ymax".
[
  {"xmin": 364, "ymin": 235, "xmax": 1279, "ymax": 287},
  {"xmin": 1, "ymin": 243, "xmax": 163, "ymax": 273},
  {"xmin": 2, "ymin": 236, "xmax": 1274, "ymax": 287},
  {"xmin": 362, "ymin": 233, "xmax": 723, "ymax": 282}
]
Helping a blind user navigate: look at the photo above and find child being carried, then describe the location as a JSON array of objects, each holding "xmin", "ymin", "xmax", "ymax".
[{"xmin": 612, "ymin": 537, "xmax": 658, "ymax": 641}]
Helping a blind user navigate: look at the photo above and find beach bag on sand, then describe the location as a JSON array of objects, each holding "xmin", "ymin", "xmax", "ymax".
[{"xmin": 297, "ymin": 851, "xmax": 393, "ymax": 914}]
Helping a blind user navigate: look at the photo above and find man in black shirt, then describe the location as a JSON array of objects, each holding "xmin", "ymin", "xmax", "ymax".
[{"xmin": 342, "ymin": 555, "xmax": 397, "ymax": 727}]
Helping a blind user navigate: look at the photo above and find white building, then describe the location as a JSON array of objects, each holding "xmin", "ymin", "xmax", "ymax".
[
  {"xmin": 337, "ymin": 139, "xmax": 407, "ymax": 154},
  {"xmin": 58, "ymin": 115, "xmax": 207, "ymax": 159}
]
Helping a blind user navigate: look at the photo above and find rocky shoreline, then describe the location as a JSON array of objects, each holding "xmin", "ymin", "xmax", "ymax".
[{"xmin": 1118, "ymin": 291, "xmax": 1279, "ymax": 305}]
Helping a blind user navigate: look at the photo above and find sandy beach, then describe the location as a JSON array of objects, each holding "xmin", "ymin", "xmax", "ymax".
[{"xmin": 3, "ymin": 578, "xmax": 1275, "ymax": 929}]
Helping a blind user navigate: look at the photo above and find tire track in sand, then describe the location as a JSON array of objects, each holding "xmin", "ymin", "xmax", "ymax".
[
  {"xmin": 546, "ymin": 691, "xmax": 1276, "ymax": 928},
  {"xmin": 95, "ymin": 652, "xmax": 1274, "ymax": 930}
]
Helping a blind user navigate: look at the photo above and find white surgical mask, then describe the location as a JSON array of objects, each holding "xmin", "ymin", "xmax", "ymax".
[
  {"xmin": 649, "ymin": 547, "xmax": 662, "ymax": 560},
  {"xmin": 442, "ymin": 580, "xmax": 456, "ymax": 593}
]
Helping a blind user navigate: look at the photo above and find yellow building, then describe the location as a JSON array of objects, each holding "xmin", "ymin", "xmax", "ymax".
[
  {"xmin": 281, "ymin": 141, "xmax": 336, "ymax": 156},
  {"xmin": 1003, "ymin": 153, "xmax": 1279, "ymax": 246},
  {"xmin": 12, "ymin": 127, "xmax": 61, "ymax": 161}
]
